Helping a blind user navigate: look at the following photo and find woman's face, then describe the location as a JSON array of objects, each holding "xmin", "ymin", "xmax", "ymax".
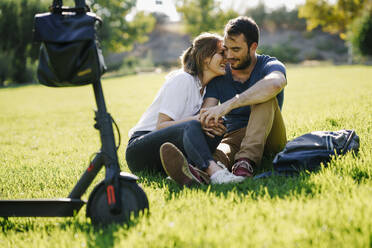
[{"xmin": 204, "ymin": 41, "xmax": 226, "ymax": 77}]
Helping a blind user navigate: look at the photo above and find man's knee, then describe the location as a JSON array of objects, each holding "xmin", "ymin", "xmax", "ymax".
[
  {"xmin": 250, "ymin": 97, "xmax": 277, "ymax": 113},
  {"xmin": 213, "ymin": 142, "xmax": 238, "ymax": 169},
  {"xmin": 213, "ymin": 148, "xmax": 231, "ymax": 169}
]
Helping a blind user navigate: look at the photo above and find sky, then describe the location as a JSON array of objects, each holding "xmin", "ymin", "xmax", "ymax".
[{"xmin": 135, "ymin": 0, "xmax": 307, "ymax": 22}]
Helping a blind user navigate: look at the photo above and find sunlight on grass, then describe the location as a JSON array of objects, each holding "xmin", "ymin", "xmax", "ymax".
[{"xmin": 0, "ymin": 66, "xmax": 371, "ymax": 247}]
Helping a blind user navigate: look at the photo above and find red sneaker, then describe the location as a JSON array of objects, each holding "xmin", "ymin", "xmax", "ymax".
[{"xmin": 232, "ymin": 158, "xmax": 254, "ymax": 177}]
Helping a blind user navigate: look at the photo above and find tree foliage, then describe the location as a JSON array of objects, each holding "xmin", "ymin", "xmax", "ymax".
[
  {"xmin": 175, "ymin": 0, "xmax": 238, "ymax": 37},
  {"xmin": 298, "ymin": 0, "xmax": 369, "ymax": 39},
  {"xmin": 0, "ymin": 0, "xmax": 48, "ymax": 83},
  {"xmin": 88, "ymin": 0, "xmax": 155, "ymax": 53},
  {"xmin": 246, "ymin": 3, "xmax": 306, "ymax": 31},
  {"xmin": 350, "ymin": 11, "xmax": 372, "ymax": 56}
]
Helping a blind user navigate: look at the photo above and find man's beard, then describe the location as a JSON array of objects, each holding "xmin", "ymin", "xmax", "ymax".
[{"xmin": 231, "ymin": 53, "xmax": 251, "ymax": 70}]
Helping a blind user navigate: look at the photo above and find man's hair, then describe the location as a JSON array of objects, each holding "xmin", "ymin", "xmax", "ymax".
[
  {"xmin": 181, "ymin": 33, "xmax": 222, "ymax": 78},
  {"xmin": 225, "ymin": 16, "xmax": 259, "ymax": 47}
]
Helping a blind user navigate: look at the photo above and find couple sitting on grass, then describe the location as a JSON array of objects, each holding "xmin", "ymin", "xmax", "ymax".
[{"xmin": 125, "ymin": 16, "xmax": 287, "ymax": 186}]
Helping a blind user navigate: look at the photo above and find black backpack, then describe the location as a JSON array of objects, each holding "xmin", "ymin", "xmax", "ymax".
[
  {"xmin": 33, "ymin": 0, "xmax": 106, "ymax": 87},
  {"xmin": 255, "ymin": 129, "xmax": 360, "ymax": 179}
]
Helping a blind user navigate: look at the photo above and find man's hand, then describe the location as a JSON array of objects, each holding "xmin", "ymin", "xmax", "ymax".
[
  {"xmin": 200, "ymin": 103, "xmax": 230, "ymax": 127},
  {"xmin": 200, "ymin": 117, "xmax": 226, "ymax": 138}
]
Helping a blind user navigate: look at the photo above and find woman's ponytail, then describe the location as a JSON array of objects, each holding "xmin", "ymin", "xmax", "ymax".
[
  {"xmin": 181, "ymin": 45, "xmax": 197, "ymax": 76},
  {"xmin": 180, "ymin": 33, "xmax": 222, "ymax": 79}
]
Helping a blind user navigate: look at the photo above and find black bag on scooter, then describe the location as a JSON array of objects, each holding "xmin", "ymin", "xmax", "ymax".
[
  {"xmin": 255, "ymin": 129, "xmax": 360, "ymax": 179},
  {"xmin": 33, "ymin": 0, "xmax": 106, "ymax": 87}
]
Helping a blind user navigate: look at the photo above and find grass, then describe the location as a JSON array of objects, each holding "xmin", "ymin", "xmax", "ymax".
[{"xmin": 0, "ymin": 65, "xmax": 371, "ymax": 247}]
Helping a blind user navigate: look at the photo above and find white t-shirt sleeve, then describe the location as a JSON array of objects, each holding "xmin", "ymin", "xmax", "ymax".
[{"xmin": 158, "ymin": 73, "xmax": 191, "ymax": 120}]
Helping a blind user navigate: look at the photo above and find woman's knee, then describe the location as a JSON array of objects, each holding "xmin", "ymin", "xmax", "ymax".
[
  {"xmin": 125, "ymin": 147, "xmax": 138, "ymax": 172},
  {"xmin": 185, "ymin": 120, "xmax": 202, "ymax": 130}
]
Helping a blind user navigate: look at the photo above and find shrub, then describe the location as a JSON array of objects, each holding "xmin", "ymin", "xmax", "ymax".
[
  {"xmin": 0, "ymin": 51, "xmax": 10, "ymax": 86},
  {"xmin": 350, "ymin": 11, "xmax": 372, "ymax": 56},
  {"xmin": 259, "ymin": 43, "xmax": 300, "ymax": 63},
  {"xmin": 303, "ymin": 50, "xmax": 324, "ymax": 60}
]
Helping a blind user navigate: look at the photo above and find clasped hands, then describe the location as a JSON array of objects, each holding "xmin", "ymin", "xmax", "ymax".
[{"xmin": 197, "ymin": 105, "xmax": 228, "ymax": 138}]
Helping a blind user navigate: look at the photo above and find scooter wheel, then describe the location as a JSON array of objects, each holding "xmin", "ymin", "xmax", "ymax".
[{"xmin": 86, "ymin": 179, "xmax": 149, "ymax": 226}]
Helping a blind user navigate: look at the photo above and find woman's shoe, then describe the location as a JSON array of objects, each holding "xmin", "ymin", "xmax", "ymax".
[{"xmin": 160, "ymin": 142, "xmax": 206, "ymax": 187}]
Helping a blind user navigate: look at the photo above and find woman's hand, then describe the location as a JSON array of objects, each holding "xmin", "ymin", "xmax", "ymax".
[
  {"xmin": 200, "ymin": 104, "xmax": 230, "ymax": 127},
  {"xmin": 200, "ymin": 116, "xmax": 226, "ymax": 138}
]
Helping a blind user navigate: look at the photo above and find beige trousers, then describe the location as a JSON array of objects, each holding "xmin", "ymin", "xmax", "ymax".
[{"xmin": 213, "ymin": 97, "xmax": 287, "ymax": 170}]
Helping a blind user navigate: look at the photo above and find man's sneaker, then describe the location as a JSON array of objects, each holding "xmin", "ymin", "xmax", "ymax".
[
  {"xmin": 210, "ymin": 169, "xmax": 245, "ymax": 184},
  {"xmin": 160, "ymin": 142, "xmax": 208, "ymax": 187},
  {"xmin": 232, "ymin": 158, "xmax": 254, "ymax": 177}
]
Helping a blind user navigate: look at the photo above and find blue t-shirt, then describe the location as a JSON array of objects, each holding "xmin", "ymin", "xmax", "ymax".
[{"xmin": 204, "ymin": 54, "xmax": 286, "ymax": 132}]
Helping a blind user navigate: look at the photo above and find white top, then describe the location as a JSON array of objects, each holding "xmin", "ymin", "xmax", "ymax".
[{"xmin": 129, "ymin": 70, "xmax": 205, "ymax": 137}]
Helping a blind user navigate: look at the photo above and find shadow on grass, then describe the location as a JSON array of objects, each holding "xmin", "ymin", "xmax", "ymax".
[
  {"xmin": 0, "ymin": 212, "xmax": 148, "ymax": 248},
  {"xmin": 0, "ymin": 156, "xmax": 318, "ymax": 242},
  {"xmin": 134, "ymin": 155, "xmax": 318, "ymax": 202}
]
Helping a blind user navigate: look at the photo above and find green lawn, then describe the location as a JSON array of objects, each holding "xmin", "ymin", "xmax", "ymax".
[{"xmin": 0, "ymin": 65, "xmax": 371, "ymax": 247}]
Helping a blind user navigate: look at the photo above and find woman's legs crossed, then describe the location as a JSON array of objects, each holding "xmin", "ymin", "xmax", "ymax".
[{"xmin": 125, "ymin": 120, "xmax": 222, "ymax": 173}]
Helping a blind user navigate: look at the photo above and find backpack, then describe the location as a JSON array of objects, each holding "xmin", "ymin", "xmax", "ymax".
[
  {"xmin": 33, "ymin": 0, "xmax": 106, "ymax": 87},
  {"xmin": 255, "ymin": 129, "xmax": 360, "ymax": 179}
]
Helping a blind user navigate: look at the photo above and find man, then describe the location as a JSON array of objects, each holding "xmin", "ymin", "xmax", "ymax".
[{"xmin": 200, "ymin": 16, "xmax": 287, "ymax": 178}]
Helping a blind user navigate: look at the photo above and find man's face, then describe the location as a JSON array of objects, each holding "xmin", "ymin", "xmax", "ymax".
[{"xmin": 223, "ymin": 33, "xmax": 251, "ymax": 70}]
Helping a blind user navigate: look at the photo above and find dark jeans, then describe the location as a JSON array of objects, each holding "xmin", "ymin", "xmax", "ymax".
[{"xmin": 125, "ymin": 120, "xmax": 222, "ymax": 173}]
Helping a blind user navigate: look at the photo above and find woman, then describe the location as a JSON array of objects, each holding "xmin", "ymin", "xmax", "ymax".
[{"xmin": 125, "ymin": 33, "xmax": 245, "ymax": 185}]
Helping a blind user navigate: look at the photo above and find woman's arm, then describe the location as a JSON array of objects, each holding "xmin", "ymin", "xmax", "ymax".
[
  {"xmin": 156, "ymin": 113, "xmax": 199, "ymax": 130},
  {"xmin": 156, "ymin": 112, "xmax": 226, "ymax": 138}
]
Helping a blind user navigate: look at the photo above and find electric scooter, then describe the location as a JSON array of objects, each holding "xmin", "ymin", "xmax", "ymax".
[
  {"xmin": 0, "ymin": 1, "xmax": 149, "ymax": 227},
  {"xmin": 0, "ymin": 78, "xmax": 149, "ymax": 226}
]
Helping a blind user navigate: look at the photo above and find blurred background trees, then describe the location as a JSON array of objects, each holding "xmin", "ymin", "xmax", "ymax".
[
  {"xmin": 299, "ymin": 0, "xmax": 372, "ymax": 60},
  {"xmin": 175, "ymin": 0, "xmax": 238, "ymax": 37},
  {"xmin": 88, "ymin": 0, "xmax": 155, "ymax": 52},
  {"xmin": 246, "ymin": 2, "xmax": 306, "ymax": 31},
  {"xmin": 350, "ymin": 11, "xmax": 372, "ymax": 56},
  {"xmin": 0, "ymin": 0, "xmax": 48, "ymax": 84},
  {"xmin": 0, "ymin": 0, "xmax": 370, "ymax": 86}
]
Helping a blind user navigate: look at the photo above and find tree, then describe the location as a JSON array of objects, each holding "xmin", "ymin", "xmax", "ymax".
[
  {"xmin": 298, "ymin": 0, "xmax": 369, "ymax": 39},
  {"xmin": 245, "ymin": 3, "xmax": 306, "ymax": 32},
  {"xmin": 269, "ymin": 7, "xmax": 307, "ymax": 31},
  {"xmin": 349, "ymin": 11, "xmax": 372, "ymax": 56},
  {"xmin": 88, "ymin": 0, "xmax": 155, "ymax": 53},
  {"xmin": 176, "ymin": 0, "xmax": 238, "ymax": 37},
  {"xmin": 299, "ymin": 0, "xmax": 372, "ymax": 59},
  {"xmin": 0, "ymin": 0, "xmax": 48, "ymax": 84},
  {"xmin": 245, "ymin": 1, "xmax": 266, "ymax": 27}
]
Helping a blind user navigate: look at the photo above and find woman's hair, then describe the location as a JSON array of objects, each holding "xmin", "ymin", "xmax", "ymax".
[{"xmin": 181, "ymin": 33, "xmax": 222, "ymax": 78}]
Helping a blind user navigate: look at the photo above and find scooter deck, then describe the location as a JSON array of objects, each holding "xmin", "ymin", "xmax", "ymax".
[{"xmin": 0, "ymin": 198, "xmax": 85, "ymax": 217}]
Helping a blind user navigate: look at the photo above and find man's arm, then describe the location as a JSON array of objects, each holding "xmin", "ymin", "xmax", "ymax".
[
  {"xmin": 202, "ymin": 97, "xmax": 219, "ymax": 108},
  {"xmin": 200, "ymin": 71, "xmax": 286, "ymax": 124},
  {"xmin": 199, "ymin": 97, "xmax": 226, "ymax": 137}
]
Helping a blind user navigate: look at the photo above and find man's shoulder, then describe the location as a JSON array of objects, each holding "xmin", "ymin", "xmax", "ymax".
[
  {"xmin": 258, "ymin": 54, "xmax": 284, "ymax": 65},
  {"xmin": 256, "ymin": 54, "xmax": 286, "ymax": 76}
]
